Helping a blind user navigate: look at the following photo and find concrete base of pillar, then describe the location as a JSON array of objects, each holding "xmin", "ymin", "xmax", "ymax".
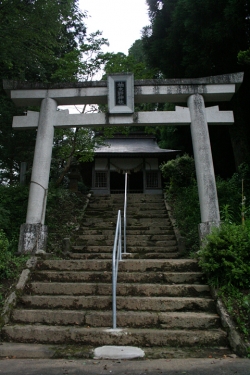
[
  {"xmin": 18, "ymin": 224, "xmax": 48, "ymax": 254},
  {"xmin": 199, "ymin": 221, "xmax": 220, "ymax": 245}
]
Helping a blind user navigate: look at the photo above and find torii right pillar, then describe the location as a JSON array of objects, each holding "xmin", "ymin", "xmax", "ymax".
[{"xmin": 188, "ymin": 93, "xmax": 220, "ymax": 241}]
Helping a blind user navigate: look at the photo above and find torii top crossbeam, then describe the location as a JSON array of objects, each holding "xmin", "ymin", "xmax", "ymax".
[{"xmin": 3, "ymin": 72, "xmax": 243, "ymax": 106}]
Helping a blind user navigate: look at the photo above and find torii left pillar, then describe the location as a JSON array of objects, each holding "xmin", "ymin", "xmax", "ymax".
[{"xmin": 18, "ymin": 98, "xmax": 57, "ymax": 253}]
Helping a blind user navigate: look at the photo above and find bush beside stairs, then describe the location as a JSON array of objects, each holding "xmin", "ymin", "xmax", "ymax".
[{"xmin": 1, "ymin": 194, "xmax": 233, "ymax": 358}]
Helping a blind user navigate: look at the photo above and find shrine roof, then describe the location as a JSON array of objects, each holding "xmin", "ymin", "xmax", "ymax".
[{"xmin": 94, "ymin": 136, "xmax": 179, "ymax": 156}]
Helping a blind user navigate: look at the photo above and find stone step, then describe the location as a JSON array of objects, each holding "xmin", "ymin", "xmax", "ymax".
[
  {"xmin": 75, "ymin": 239, "xmax": 177, "ymax": 247},
  {"xmin": 37, "ymin": 259, "xmax": 200, "ymax": 272},
  {"xmin": 89, "ymin": 203, "xmax": 165, "ymax": 210},
  {"xmin": 129, "ymin": 213, "xmax": 169, "ymax": 218},
  {"xmin": 68, "ymin": 253, "xmax": 112, "ymax": 259},
  {"xmin": 126, "ymin": 228, "xmax": 175, "ymax": 235},
  {"xmin": 71, "ymin": 245, "xmax": 178, "ymax": 253},
  {"xmin": 127, "ymin": 218, "xmax": 171, "ymax": 225},
  {"xmin": 12, "ymin": 310, "xmax": 221, "ymax": 329},
  {"xmin": 2, "ymin": 325, "xmax": 228, "ymax": 347},
  {"xmin": 34, "ymin": 271, "xmax": 204, "ymax": 284},
  {"xmin": 80, "ymin": 221, "xmax": 172, "ymax": 229},
  {"xmin": 68, "ymin": 252, "xmax": 180, "ymax": 260},
  {"xmin": 84, "ymin": 214, "xmax": 165, "ymax": 220},
  {"xmin": 127, "ymin": 207, "xmax": 167, "ymax": 212},
  {"xmin": 19, "ymin": 296, "xmax": 216, "ymax": 312},
  {"xmin": 91, "ymin": 196, "xmax": 164, "ymax": 203},
  {"xmin": 79, "ymin": 228, "xmax": 175, "ymax": 235},
  {"xmin": 128, "ymin": 210, "xmax": 168, "ymax": 216},
  {"xmin": 123, "ymin": 251, "xmax": 180, "ymax": 259},
  {"xmin": 127, "ymin": 196, "xmax": 165, "ymax": 202},
  {"xmin": 71, "ymin": 245, "xmax": 112, "ymax": 253},
  {"xmin": 127, "ymin": 244, "xmax": 178, "ymax": 254},
  {"xmin": 76, "ymin": 234, "xmax": 176, "ymax": 241},
  {"xmin": 27, "ymin": 282, "xmax": 211, "ymax": 297}
]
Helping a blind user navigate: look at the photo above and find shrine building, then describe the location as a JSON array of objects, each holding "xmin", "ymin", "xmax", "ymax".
[{"xmin": 87, "ymin": 133, "xmax": 179, "ymax": 195}]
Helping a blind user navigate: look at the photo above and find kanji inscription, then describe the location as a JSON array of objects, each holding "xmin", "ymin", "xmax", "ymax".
[{"xmin": 115, "ymin": 81, "xmax": 127, "ymax": 106}]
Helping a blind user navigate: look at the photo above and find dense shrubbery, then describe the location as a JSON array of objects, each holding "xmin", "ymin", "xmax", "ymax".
[
  {"xmin": 0, "ymin": 185, "xmax": 30, "ymax": 305},
  {"xmin": 0, "ymin": 230, "xmax": 10, "ymax": 278},
  {"xmin": 160, "ymin": 154, "xmax": 196, "ymax": 191},
  {"xmin": 0, "ymin": 185, "xmax": 29, "ymax": 251},
  {"xmin": 161, "ymin": 157, "xmax": 250, "ymax": 252},
  {"xmin": 161, "ymin": 155, "xmax": 250, "ymax": 341},
  {"xmin": 198, "ymin": 221, "xmax": 250, "ymax": 340},
  {"xmin": 198, "ymin": 222, "xmax": 250, "ymax": 288},
  {"xmin": 160, "ymin": 154, "xmax": 200, "ymax": 251}
]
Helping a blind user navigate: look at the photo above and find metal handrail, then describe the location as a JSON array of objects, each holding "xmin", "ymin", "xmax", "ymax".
[
  {"xmin": 112, "ymin": 210, "xmax": 122, "ymax": 329},
  {"xmin": 123, "ymin": 172, "xmax": 128, "ymax": 254},
  {"xmin": 112, "ymin": 173, "xmax": 128, "ymax": 329}
]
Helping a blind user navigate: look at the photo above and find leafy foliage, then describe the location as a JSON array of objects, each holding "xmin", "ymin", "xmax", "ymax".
[
  {"xmin": 0, "ymin": 1, "xmax": 111, "ymax": 186},
  {"xmin": 143, "ymin": 0, "xmax": 250, "ymax": 78},
  {"xmin": 0, "ymin": 185, "xmax": 29, "ymax": 249},
  {"xmin": 161, "ymin": 155, "xmax": 200, "ymax": 252},
  {"xmin": 142, "ymin": 0, "xmax": 250, "ymax": 169},
  {"xmin": 45, "ymin": 187, "xmax": 89, "ymax": 254},
  {"xmin": 160, "ymin": 154, "xmax": 196, "ymax": 190},
  {"xmin": 220, "ymin": 285, "xmax": 250, "ymax": 340},
  {"xmin": 0, "ymin": 0, "xmax": 87, "ymax": 81},
  {"xmin": 198, "ymin": 223, "xmax": 250, "ymax": 288}
]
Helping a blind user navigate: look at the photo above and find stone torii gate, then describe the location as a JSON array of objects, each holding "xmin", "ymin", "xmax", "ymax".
[{"xmin": 3, "ymin": 72, "xmax": 244, "ymax": 253}]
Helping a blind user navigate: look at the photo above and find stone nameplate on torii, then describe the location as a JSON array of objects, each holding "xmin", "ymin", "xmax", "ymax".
[{"xmin": 3, "ymin": 72, "xmax": 244, "ymax": 253}]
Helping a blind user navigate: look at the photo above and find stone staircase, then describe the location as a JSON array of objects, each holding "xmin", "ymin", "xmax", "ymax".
[{"xmin": 1, "ymin": 194, "xmax": 232, "ymax": 358}]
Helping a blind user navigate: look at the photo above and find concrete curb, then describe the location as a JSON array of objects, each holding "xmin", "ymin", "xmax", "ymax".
[
  {"xmin": 163, "ymin": 194, "xmax": 186, "ymax": 255},
  {"xmin": 210, "ymin": 288, "xmax": 250, "ymax": 357},
  {"xmin": 0, "ymin": 256, "xmax": 38, "ymax": 327}
]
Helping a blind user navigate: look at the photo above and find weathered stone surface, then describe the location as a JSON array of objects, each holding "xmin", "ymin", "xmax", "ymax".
[
  {"xmin": 27, "ymin": 282, "xmax": 209, "ymax": 297},
  {"xmin": 34, "ymin": 270, "xmax": 204, "ymax": 284},
  {"xmin": 26, "ymin": 256, "xmax": 38, "ymax": 269},
  {"xmin": 37, "ymin": 259, "xmax": 200, "ymax": 273},
  {"xmin": 18, "ymin": 224, "xmax": 48, "ymax": 254},
  {"xmin": 12, "ymin": 310, "xmax": 221, "ymax": 330},
  {"xmin": 1, "ymin": 292, "xmax": 17, "ymax": 325},
  {"xmin": 16, "ymin": 269, "xmax": 30, "ymax": 291},
  {"xmin": 2, "ymin": 325, "xmax": 228, "ymax": 347},
  {"xmin": 159, "ymin": 312, "xmax": 221, "ymax": 329},
  {"xmin": 12, "ymin": 309, "xmax": 87, "ymax": 326},
  {"xmin": 18, "ymin": 295, "xmax": 216, "ymax": 313}
]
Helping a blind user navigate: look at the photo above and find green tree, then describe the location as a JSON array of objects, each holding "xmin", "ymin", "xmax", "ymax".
[
  {"xmin": 142, "ymin": 0, "xmax": 250, "ymax": 170},
  {"xmin": 0, "ymin": 0, "xmax": 87, "ymax": 81},
  {"xmin": 103, "ymin": 51, "xmax": 155, "ymax": 80},
  {"xmin": 143, "ymin": 0, "xmax": 250, "ymax": 78},
  {"xmin": 0, "ymin": 1, "xmax": 110, "ymax": 185}
]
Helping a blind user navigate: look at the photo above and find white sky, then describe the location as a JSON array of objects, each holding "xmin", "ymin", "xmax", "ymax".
[
  {"xmin": 61, "ymin": 1, "xmax": 150, "ymax": 113},
  {"xmin": 79, "ymin": 0, "xmax": 150, "ymax": 54}
]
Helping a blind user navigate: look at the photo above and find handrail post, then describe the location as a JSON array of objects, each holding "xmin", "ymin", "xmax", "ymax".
[
  {"xmin": 123, "ymin": 172, "xmax": 128, "ymax": 254},
  {"xmin": 112, "ymin": 210, "xmax": 121, "ymax": 329}
]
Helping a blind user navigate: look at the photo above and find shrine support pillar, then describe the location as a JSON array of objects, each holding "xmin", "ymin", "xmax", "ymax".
[
  {"xmin": 187, "ymin": 94, "xmax": 220, "ymax": 241},
  {"xmin": 18, "ymin": 98, "xmax": 57, "ymax": 253}
]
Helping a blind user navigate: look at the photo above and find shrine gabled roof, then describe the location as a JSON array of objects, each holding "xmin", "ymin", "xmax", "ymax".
[{"xmin": 94, "ymin": 137, "xmax": 179, "ymax": 156}]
